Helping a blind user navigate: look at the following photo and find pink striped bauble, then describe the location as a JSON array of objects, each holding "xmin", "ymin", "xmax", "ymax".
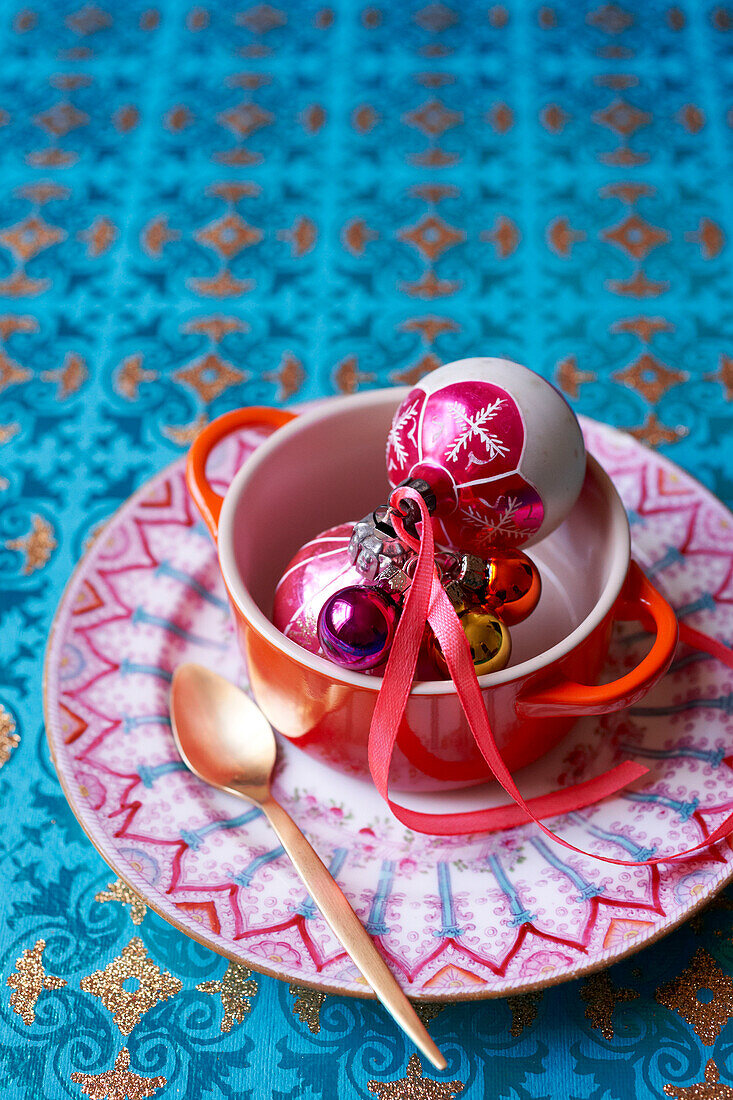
[
  {"xmin": 272, "ymin": 523, "xmax": 362, "ymax": 656},
  {"xmin": 273, "ymin": 523, "xmax": 442, "ymax": 679}
]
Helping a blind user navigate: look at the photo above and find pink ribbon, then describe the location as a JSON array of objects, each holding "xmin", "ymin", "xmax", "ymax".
[{"xmin": 368, "ymin": 486, "xmax": 733, "ymax": 865}]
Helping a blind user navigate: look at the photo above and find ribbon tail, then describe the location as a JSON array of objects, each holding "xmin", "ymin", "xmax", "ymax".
[
  {"xmin": 429, "ymin": 579, "xmax": 733, "ymax": 864},
  {"xmin": 368, "ymin": 486, "xmax": 436, "ymax": 796},
  {"xmin": 368, "ymin": 488, "xmax": 733, "ymax": 865},
  {"xmin": 385, "ymin": 760, "xmax": 649, "ymax": 836},
  {"xmin": 679, "ymin": 622, "xmax": 733, "ymax": 669}
]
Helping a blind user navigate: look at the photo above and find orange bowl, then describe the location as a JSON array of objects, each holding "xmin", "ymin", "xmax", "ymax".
[{"xmin": 187, "ymin": 392, "xmax": 678, "ymax": 792}]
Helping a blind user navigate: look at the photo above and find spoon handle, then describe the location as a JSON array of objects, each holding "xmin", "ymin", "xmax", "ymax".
[{"xmin": 260, "ymin": 795, "xmax": 447, "ymax": 1071}]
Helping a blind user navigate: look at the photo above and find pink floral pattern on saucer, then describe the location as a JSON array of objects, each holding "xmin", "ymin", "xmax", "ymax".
[{"xmin": 45, "ymin": 412, "xmax": 733, "ymax": 1000}]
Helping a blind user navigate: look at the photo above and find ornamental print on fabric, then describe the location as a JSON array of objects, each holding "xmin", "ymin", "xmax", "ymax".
[{"xmin": 3, "ymin": 3, "xmax": 733, "ymax": 1099}]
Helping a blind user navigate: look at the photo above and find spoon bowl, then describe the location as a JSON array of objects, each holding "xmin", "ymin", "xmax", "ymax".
[{"xmin": 171, "ymin": 663, "xmax": 275, "ymax": 803}]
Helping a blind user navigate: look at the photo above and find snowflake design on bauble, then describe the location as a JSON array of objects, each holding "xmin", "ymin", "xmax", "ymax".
[
  {"xmin": 461, "ymin": 496, "xmax": 524, "ymax": 547},
  {"xmin": 386, "ymin": 399, "xmax": 420, "ymax": 470},
  {"xmin": 445, "ymin": 398, "xmax": 509, "ymax": 464}
]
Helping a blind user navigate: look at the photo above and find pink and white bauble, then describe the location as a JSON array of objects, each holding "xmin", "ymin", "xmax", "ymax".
[
  {"xmin": 272, "ymin": 522, "xmax": 362, "ymax": 655},
  {"xmin": 386, "ymin": 357, "xmax": 586, "ymax": 552}
]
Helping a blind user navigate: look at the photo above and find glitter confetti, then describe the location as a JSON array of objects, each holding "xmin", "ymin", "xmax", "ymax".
[
  {"xmin": 7, "ymin": 939, "xmax": 67, "ymax": 1025},
  {"xmin": 580, "ymin": 971, "xmax": 639, "ymax": 1039},
  {"xmin": 663, "ymin": 1059, "xmax": 733, "ymax": 1099},
  {"xmin": 94, "ymin": 880, "xmax": 147, "ymax": 926},
  {"xmin": 196, "ymin": 962, "xmax": 258, "ymax": 1032},
  {"xmin": 507, "ymin": 991, "xmax": 542, "ymax": 1036},
  {"xmin": 368, "ymin": 1054, "xmax": 464, "ymax": 1099},
  {"xmin": 289, "ymin": 983, "xmax": 327, "ymax": 1034},
  {"xmin": 71, "ymin": 1047, "xmax": 166, "ymax": 1099}
]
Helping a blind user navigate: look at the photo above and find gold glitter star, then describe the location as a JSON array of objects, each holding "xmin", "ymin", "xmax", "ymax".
[
  {"xmin": 289, "ymin": 983, "xmax": 327, "ymax": 1034},
  {"xmin": 580, "ymin": 971, "xmax": 639, "ymax": 1039},
  {"xmin": 6, "ymin": 514, "xmax": 57, "ymax": 574},
  {"xmin": 0, "ymin": 704, "xmax": 20, "ymax": 769},
  {"xmin": 70, "ymin": 1047, "xmax": 166, "ymax": 1099},
  {"xmin": 368, "ymin": 1054, "xmax": 464, "ymax": 1099},
  {"xmin": 657, "ymin": 948, "xmax": 733, "ymax": 1045},
  {"xmin": 7, "ymin": 939, "xmax": 67, "ymax": 1025},
  {"xmin": 664, "ymin": 1059, "xmax": 733, "ymax": 1099},
  {"xmin": 80, "ymin": 937, "xmax": 182, "ymax": 1036},
  {"xmin": 507, "ymin": 991, "xmax": 542, "ymax": 1036},
  {"xmin": 94, "ymin": 879, "xmax": 147, "ymax": 926},
  {"xmin": 196, "ymin": 962, "xmax": 258, "ymax": 1033}
]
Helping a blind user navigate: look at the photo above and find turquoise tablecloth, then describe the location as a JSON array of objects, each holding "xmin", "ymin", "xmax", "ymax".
[{"xmin": 2, "ymin": 2, "xmax": 733, "ymax": 1097}]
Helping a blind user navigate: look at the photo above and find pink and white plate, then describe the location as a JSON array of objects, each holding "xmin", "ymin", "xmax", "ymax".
[{"xmin": 44, "ymin": 409, "xmax": 733, "ymax": 1001}]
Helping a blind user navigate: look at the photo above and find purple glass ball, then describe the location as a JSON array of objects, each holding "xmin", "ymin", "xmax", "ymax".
[{"xmin": 317, "ymin": 586, "xmax": 400, "ymax": 671}]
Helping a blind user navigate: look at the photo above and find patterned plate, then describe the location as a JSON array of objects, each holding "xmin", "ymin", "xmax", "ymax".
[{"xmin": 44, "ymin": 410, "xmax": 733, "ymax": 1002}]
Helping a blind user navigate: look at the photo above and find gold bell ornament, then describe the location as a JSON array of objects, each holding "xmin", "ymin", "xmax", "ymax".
[{"xmin": 427, "ymin": 576, "xmax": 512, "ymax": 677}]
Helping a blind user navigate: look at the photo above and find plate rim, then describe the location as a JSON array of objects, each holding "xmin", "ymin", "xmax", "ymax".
[{"xmin": 42, "ymin": 407, "xmax": 733, "ymax": 1002}]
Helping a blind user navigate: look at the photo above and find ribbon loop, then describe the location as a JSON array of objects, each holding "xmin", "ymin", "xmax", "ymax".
[{"xmin": 368, "ymin": 491, "xmax": 733, "ymax": 865}]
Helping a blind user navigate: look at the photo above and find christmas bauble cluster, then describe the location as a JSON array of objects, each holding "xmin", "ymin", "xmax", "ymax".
[{"xmin": 273, "ymin": 358, "xmax": 586, "ymax": 679}]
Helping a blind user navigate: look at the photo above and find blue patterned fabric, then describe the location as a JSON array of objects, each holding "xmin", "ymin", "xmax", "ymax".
[{"xmin": 2, "ymin": 1, "xmax": 733, "ymax": 1097}]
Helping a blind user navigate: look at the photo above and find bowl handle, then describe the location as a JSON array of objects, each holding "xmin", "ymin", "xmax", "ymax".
[
  {"xmin": 516, "ymin": 561, "xmax": 678, "ymax": 718},
  {"xmin": 186, "ymin": 406, "xmax": 297, "ymax": 540}
]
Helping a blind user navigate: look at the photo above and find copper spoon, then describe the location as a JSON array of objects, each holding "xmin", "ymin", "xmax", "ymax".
[{"xmin": 169, "ymin": 662, "xmax": 446, "ymax": 1071}]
